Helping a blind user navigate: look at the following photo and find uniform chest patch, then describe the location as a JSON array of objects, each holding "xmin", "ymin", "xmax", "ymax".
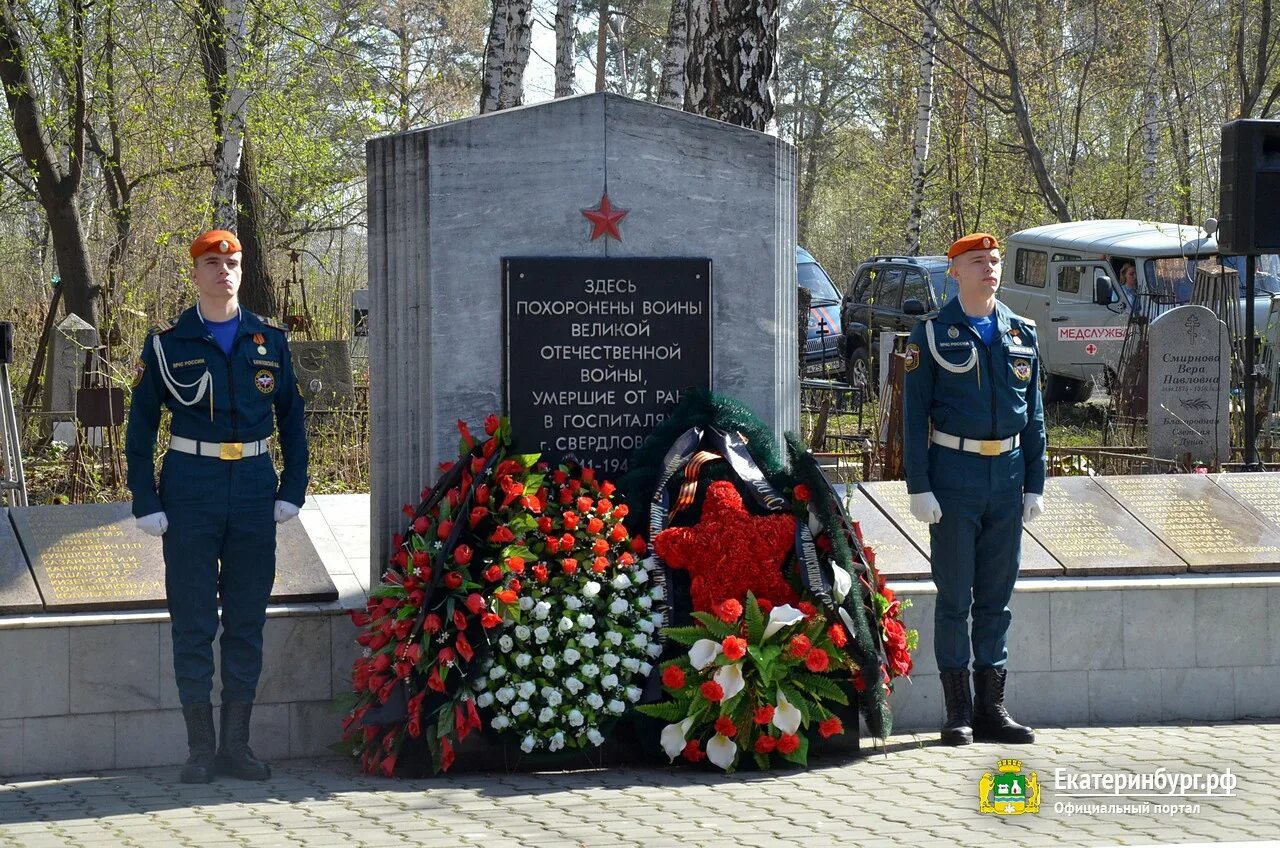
[
  {"xmin": 255, "ymin": 369, "xmax": 276, "ymax": 393},
  {"xmin": 904, "ymin": 343, "xmax": 921, "ymax": 372},
  {"xmin": 1012, "ymin": 358, "xmax": 1032, "ymax": 382}
]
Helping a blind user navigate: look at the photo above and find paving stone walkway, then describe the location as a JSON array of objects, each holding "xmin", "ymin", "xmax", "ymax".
[{"xmin": 2, "ymin": 722, "xmax": 1277, "ymax": 847}]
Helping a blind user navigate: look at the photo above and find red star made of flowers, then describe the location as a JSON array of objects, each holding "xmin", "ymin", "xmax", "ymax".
[{"xmin": 654, "ymin": 480, "xmax": 798, "ymax": 613}]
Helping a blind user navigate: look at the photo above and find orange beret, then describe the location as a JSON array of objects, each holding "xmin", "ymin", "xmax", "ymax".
[
  {"xmin": 947, "ymin": 232, "xmax": 1000, "ymax": 260},
  {"xmin": 189, "ymin": 229, "xmax": 242, "ymax": 259}
]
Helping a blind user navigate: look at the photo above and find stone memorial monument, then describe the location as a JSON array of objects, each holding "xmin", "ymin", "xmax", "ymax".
[
  {"xmin": 291, "ymin": 341, "xmax": 356, "ymax": 408},
  {"xmin": 42, "ymin": 314, "xmax": 99, "ymax": 444},
  {"xmin": 0, "ymin": 508, "xmax": 42, "ymax": 612},
  {"xmin": 367, "ymin": 92, "xmax": 798, "ymax": 573},
  {"xmin": 1146, "ymin": 305, "xmax": 1229, "ymax": 463}
]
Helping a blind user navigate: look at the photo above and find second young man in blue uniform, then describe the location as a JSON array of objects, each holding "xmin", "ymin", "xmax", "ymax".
[
  {"xmin": 126, "ymin": 230, "xmax": 309, "ymax": 782},
  {"xmin": 902, "ymin": 233, "xmax": 1045, "ymax": 747}
]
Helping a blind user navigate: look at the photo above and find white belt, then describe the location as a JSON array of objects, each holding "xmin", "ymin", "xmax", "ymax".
[
  {"xmin": 169, "ymin": 435, "xmax": 269, "ymax": 460},
  {"xmin": 931, "ymin": 430, "xmax": 1019, "ymax": 457}
]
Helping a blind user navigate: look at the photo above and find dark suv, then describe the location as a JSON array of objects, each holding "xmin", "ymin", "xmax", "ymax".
[
  {"xmin": 798, "ymin": 246, "xmax": 845, "ymax": 376},
  {"xmin": 840, "ymin": 255, "xmax": 957, "ymax": 388}
]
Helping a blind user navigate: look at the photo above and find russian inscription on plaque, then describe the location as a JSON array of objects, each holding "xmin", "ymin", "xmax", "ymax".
[
  {"xmin": 1209, "ymin": 472, "xmax": 1280, "ymax": 532},
  {"xmin": 0, "ymin": 508, "xmax": 43, "ymax": 613},
  {"xmin": 858, "ymin": 480, "xmax": 1064, "ymax": 576},
  {"xmin": 504, "ymin": 257, "xmax": 712, "ymax": 475},
  {"xmin": 1146, "ymin": 305, "xmax": 1229, "ymax": 463},
  {"xmin": 1097, "ymin": 474, "xmax": 1280, "ymax": 571},
  {"xmin": 10, "ymin": 503, "xmax": 338, "ymax": 612},
  {"xmin": 1022, "ymin": 477, "xmax": 1185, "ymax": 575}
]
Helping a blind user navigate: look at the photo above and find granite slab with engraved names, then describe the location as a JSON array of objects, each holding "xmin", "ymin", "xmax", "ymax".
[
  {"xmin": 858, "ymin": 480, "xmax": 1064, "ymax": 576},
  {"xmin": 837, "ymin": 486, "xmax": 930, "ymax": 580},
  {"xmin": 1209, "ymin": 472, "xmax": 1280, "ymax": 531},
  {"xmin": 0, "ymin": 508, "xmax": 43, "ymax": 614},
  {"xmin": 1096, "ymin": 474, "xmax": 1280, "ymax": 572},
  {"xmin": 1023, "ymin": 477, "xmax": 1186, "ymax": 576},
  {"xmin": 9, "ymin": 502, "xmax": 338, "ymax": 612}
]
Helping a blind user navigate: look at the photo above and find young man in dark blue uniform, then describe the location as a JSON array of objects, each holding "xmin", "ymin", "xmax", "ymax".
[
  {"xmin": 902, "ymin": 233, "xmax": 1045, "ymax": 747},
  {"xmin": 126, "ymin": 230, "xmax": 308, "ymax": 782}
]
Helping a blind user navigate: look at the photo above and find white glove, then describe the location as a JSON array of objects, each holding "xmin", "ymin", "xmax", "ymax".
[
  {"xmin": 909, "ymin": 491, "xmax": 943, "ymax": 524},
  {"xmin": 274, "ymin": 500, "xmax": 301, "ymax": 523},
  {"xmin": 1022, "ymin": 493, "xmax": 1044, "ymax": 524},
  {"xmin": 136, "ymin": 512, "xmax": 169, "ymax": 537}
]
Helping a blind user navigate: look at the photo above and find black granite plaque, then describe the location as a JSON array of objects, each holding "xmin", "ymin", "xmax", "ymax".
[
  {"xmin": 1097, "ymin": 474, "xmax": 1280, "ymax": 572},
  {"xmin": 838, "ymin": 486, "xmax": 930, "ymax": 580},
  {"xmin": 1023, "ymin": 477, "xmax": 1186, "ymax": 576},
  {"xmin": 858, "ymin": 480, "xmax": 1064, "ymax": 576},
  {"xmin": 0, "ymin": 508, "xmax": 43, "ymax": 614},
  {"xmin": 10, "ymin": 502, "xmax": 337, "ymax": 612},
  {"xmin": 503, "ymin": 257, "xmax": 712, "ymax": 476}
]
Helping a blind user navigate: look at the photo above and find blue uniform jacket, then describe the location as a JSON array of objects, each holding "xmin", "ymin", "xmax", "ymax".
[
  {"xmin": 125, "ymin": 306, "xmax": 308, "ymax": 517},
  {"xmin": 902, "ymin": 297, "xmax": 1046, "ymax": 496}
]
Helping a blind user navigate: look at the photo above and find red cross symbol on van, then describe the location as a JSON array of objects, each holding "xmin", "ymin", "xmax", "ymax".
[{"xmin": 1084, "ymin": 343, "xmax": 1098, "ymax": 356}]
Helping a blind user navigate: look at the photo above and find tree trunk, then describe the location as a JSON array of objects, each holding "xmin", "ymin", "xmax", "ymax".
[
  {"xmin": 1141, "ymin": 17, "xmax": 1160, "ymax": 214},
  {"xmin": 197, "ymin": 0, "xmax": 248, "ymax": 228},
  {"xmin": 797, "ymin": 72, "xmax": 831, "ymax": 243},
  {"xmin": 0, "ymin": 0, "xmax": 99, "ymax": 327},
  {"xmin": 594, "ymin": 0, "xmax": 607, "ymax": 92},
  {"xmin": 554, "ymin": 0, "xmax": 576, "ymax": 97},
  {"xmin": 497, "ymin": 0, "xmax": 532, "ymax": 109},
  {"xmin": 235, "ymin": 134, "xmax": 276, "ymax": 317},
  {"xmin": 684, "ymin": 0, "xmax": 779, "ymax": 131},
  {"xmin": 658, "ymin": 0, "xmax": 688, "ymax": 107},
  {"xmin": 480, "ymin": 0, "xmax": 509, "ymax": 113},
  {"xmin": 905, "ymin": 0, "xmax": 941, "ymax": 255}
]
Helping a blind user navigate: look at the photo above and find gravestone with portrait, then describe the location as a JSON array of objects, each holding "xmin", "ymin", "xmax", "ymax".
[
  {"xmin": 368, "ymin": 91, "xmax": 798, "ymax": 573},
  {"xmin": 1146, "ymin": 305, "xmax": 1229, "ymax": 463}
]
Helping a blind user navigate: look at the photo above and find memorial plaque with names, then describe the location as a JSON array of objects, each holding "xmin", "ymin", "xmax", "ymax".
[
  {"xmin": 503, "ymin": 257, "xmax": 712, "ymax": 475},
  {"xmin": 1211, "ymin": 472, "xmax": 1280, "ymax": 531},
  {"xmin": 837, "ymin": 486, "xmax": 930, "ymax": 580},
  {"xmin": 1097, "ymin": 474, "xmax": 1280, "ymax": 572},
  {"xmin": 858, "ymin": 481, "xmax": 1064, "ymax": 576},
  {"xmin": 1024, "ymin": 477, "xmax": 1185, "ymax": 576},
  {"xmin": 10, "ymin": 503, "xmax": 338, "ymax": 612},
  {"xmin": 0, "ymin": 508, "xmax": 43, "ymax": 614}
]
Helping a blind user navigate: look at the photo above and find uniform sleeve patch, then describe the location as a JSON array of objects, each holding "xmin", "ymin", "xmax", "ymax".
[
  {"xmin": 131, "ymin": 357, "xmax": 146, "ymax": 387},
  {"xmin": 904, "ymin": 343, "xmax": 921, "ymax": 372}
]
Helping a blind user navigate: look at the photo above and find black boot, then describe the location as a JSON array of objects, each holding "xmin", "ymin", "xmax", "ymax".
[
  {"xmin": 214, "ymin": 701, "xmax": 272, "ymax": 780},
  {"xmin": 179, "ymin": 703, "xmax": 217, "ymax": 783},
  {"xmin": 973, "ymin": 667, "xmax": 1035, "ymax": 744},
  {"xmin": 939, "ymin": 670, "xmax": 973, "ymax": 746}
]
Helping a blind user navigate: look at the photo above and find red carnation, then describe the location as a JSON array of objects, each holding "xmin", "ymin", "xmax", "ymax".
[
  {"xmin": 853, "ymin": 670, "xmax": 867, "ymax": 692},
  {"xmin": 828, "ymin": 624, "xmax": 848, "ymax": 648},
  {"xmin": 700, "ymin": 681, "xmax": 725, "ymax": 702},
  {"xmin": 805, "ymin": 648, "xmax": 830, "ymax": 673},
  {"xmin": 444, "ymin": 571, "xmax": 463, "ymax": 589},
  {"xmin": 818, "ymin": 717, "xmax": 844, "ymax": 739},
  {"xmin": 715, "ymin": 598, "xmax": 743, "ymax": 623},
  {"xmin": 681, "ymin": 740, "xmax": 705, "ymax": 762},
  {"xmin": 631, "ymin": 535, "xmax": 647, "ymax": 553},
  {"xmin": 753, "ymin": 705, "xmax": 775, "ymax": 724},
  {"xmin": 465, "ymin": 593, "xmax": 485, "ymax": 614},
  {"xmin": 787, "ymin": 634, "xmax": 812, "ymax": 659},
  {"xmin": 776, "ymin": 733, "xmax": 801, "ymax": 754},
  {"xmin": 714, "ymin": 716, "xmax": 737, "ymax": 738},
  {"xmin": 661, "ymin": 665, "xmax": 686, "ymax": 690},
  {"xmin": 793, "ymin": 484, "xmax": 811, "ymax": 502},
  {"xmin": 754, "ymin": 735, "xmax": 777, "ymax": 754},
  {"xmin": 722, "ymin": 636, "xmax": 747, "ymax": 661},
  {"xmin": 453, "ymin": 545, "xmax": 472, "ymax": 565},
  {"xmin": 798, "ymin": 601, "xmax": 817, "ymax": 618},
  {"xmin": 757, "ymin": 598, "xmax": 774, "ymax": 614}
]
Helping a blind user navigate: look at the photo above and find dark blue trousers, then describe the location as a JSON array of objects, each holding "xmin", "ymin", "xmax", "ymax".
[
  {"xmin": 927, "ymin": 444, "xmax": 1024, "ymax": 672},
  {"xmin": 160, "ymin": 451, "xmax": 277, "ymax": 705}
]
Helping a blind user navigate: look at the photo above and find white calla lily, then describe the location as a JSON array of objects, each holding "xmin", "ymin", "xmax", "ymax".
[
  {"xmin": 705, "ymin": 734, "xmax": 738, "ymax": 770},
  {"xmin": 688, "ymin": 638, "xmax": 722, "ymax": 670},
  {"xmin": 763, "ymin": 604, "xmax": 806, "ymax": 639},
  {"xmin": 714, "ymin": 663, "xmax": 745, "ymax": 701},
  {"xmin": 831, "ymin": 564, "xmax": 852, "ymax": 603},
  {"xmin": 772, "ymin": 689, "xmax": 803, "ymax": 735},
  {"xmin": 660, "ymin": 717, "xmax": 694, "ymax": 761}
]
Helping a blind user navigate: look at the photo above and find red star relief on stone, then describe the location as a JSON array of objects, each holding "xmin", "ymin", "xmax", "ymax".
[
  {"xmin": 654, "ymin": 481, "xmax": 799, "ymax": 613},
  {"xmin": 581, "ymin": 192, "xmax": 628, "ymax": 241}
]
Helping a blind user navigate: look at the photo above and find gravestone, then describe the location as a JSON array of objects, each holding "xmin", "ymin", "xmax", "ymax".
[
  {"xmin": 839, "ymin": 486, "xmax": 930, "ymax": 580},
  {"xmin": 1097, "ymin": 474, "xmax": 1280, "ymax": 572},
  {"xmin": 291, "ymin": 341, "xmax": 355, "ymax": 408},
  {"xmin": 1022, "ymin": 477, "xmax": 1185, "ymax": 575},
  {"xmin": 9, "ymin": 503, "xmax": 338, "ymax": 612},
  {"xmin": 859, "ymin": 480, "xmax": 1064, "ymax": 576},
  {"xmin": 368, "ymin": 92, "xmax": 798, "ymax": 575},
  {"xmin": 1146, "ymin": 305, "xmax": 1229, "ymax": 463},
  {"xmin": 0, "ymin": 508, "xmax": 43, "ymax": 613},
  {"xmin": 42, "ymin": 314, "xmax": 99, "ymax": 444}
]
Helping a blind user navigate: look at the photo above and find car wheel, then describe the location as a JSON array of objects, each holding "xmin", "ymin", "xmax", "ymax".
[
  {"xmin": 1044, "ymin": 374, "xmax": 1094, "ymax": 404},
  {"xmin": 845, "ymin": 345, "xmax": 871, "ymax": 392}
]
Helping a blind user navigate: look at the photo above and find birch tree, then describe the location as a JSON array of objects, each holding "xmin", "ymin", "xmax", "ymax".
[
  {"xmin": 479, "ymin": 0, "xmax": 508, "ymax": 112},
  {"xmin": 658, "ymin": 0, "xmax": 688, "ymax": 107},
  {"xmin": 684, "ymin": 0, "xmax": 780, "ymax": 131},
  {"xmin": 905, "ymin": 0, "xmax": 940, "ymax": 255},
  {"xmin": 554, "ymin": 0, "xmax": 576, "ymax": 97},
  {"xmin": 196, "ymin": 0, "xmax": 247, "ymax": 228},
  {"xmin": 481, "ymin": 0, "xmax": 531, "ymax": 111}
]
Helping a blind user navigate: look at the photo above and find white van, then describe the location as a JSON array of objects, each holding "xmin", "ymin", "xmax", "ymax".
[{"xmin": 997, "ymin": 219, "xmax": 1277, "ymax": 402}]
